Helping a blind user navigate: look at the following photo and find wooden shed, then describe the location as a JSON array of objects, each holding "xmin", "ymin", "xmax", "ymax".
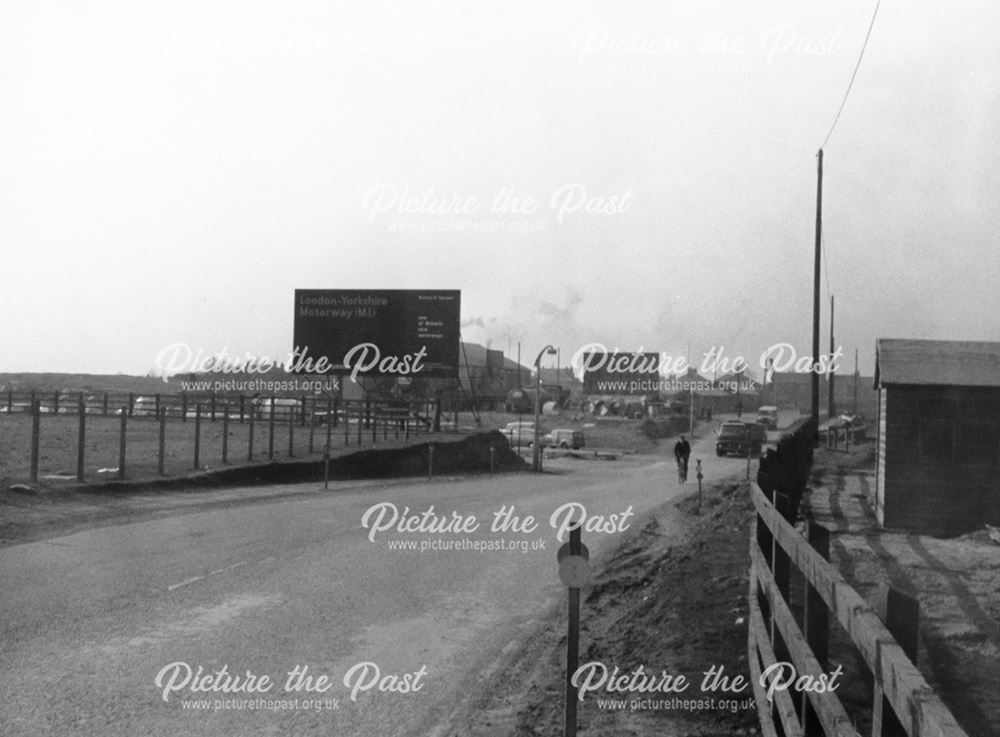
[{"xmin": 875, "ymin": 338, "xmax": 1000, "ymax": 534}]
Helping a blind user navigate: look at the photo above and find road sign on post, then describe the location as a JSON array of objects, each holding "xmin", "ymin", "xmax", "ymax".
[
  {"xmin": 696, "ymin": 458, "xmax": 703, "ymax": 514},
  {"xmin": 558, "ymin": 523, "xmax": 591, "ymax": 737}
]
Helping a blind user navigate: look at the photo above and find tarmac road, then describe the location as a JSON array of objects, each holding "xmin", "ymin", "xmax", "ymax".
[{"xmin": 0, "ymin": 433, "xmax": 752, "ymax": 737}]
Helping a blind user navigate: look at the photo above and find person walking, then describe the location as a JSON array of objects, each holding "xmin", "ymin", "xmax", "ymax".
[{"xmin": 673, "ymin": 435, "xmax": 691, "ymax": 482}]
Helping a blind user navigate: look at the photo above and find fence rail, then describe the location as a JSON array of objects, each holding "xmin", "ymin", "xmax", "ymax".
[
  {"xmin": 748, "ymin": 482, "xmax": 969, "ymax": 737},
  {"xmin": 0, "ymin": 390, "xmax": 443, "ymax": 425},
  {"xmin": 4, "ymin": 393, "xmax": 448, "ymax": 484}
]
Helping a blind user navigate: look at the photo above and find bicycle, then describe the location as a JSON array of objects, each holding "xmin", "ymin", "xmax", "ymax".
[{"xmin": 677, "ymin": 456, "xmax": 689, "ymax": 483}]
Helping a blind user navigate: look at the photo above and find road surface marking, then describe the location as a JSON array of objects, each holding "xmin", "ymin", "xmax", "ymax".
[{"xmin": 167, "ymin": 575, "xmax": 204, "ymax": 591}]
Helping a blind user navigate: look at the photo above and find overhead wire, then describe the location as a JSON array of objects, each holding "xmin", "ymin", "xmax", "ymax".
[
  {"xmin": 819, "ymin": 0, "xmax": 882, "ymax": 150},
  {"xmin": 817, "ymin": 0, "xmax": 881, "ymax": 309}
]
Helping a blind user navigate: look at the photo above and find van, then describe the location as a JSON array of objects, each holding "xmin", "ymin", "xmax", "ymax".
[
  {"xmin": 542, "ymin": 429, "xmax": 585, "ymax": 449},
  {"xmin": 716, "ymin": 421, "xmax": 766, "ymax": 457},
  {"xmin": 502, "ymin": 421, "xmax": 537, "ymax": 447},
  {"xmin": 755, "ymin": 405, "xmax": 779, "ymax": 430}
]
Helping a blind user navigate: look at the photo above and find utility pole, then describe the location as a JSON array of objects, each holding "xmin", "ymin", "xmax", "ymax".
[
  {"xmin": 767, "ymin": 357, "xmax": 777, "ymax": 407},
  {"xmin": 828, "ymin": 294, "xmax": 836, "ymax": 418},
  {"xmin": 853, "ymin": 348, "xmax": 859, "ymax": 415},
  {"xmin": 811, "ymin": 149, "xmax": 823, "ymax": 437}
]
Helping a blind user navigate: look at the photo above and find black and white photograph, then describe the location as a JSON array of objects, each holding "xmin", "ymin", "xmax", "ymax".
[{"xmin": 1, "ymin": 1, "xmax": 998, "ymax": 735}]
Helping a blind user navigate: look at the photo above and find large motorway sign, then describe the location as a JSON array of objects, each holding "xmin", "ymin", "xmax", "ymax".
[{"xmin": 292, "ymin": 289, "xmax": 461, "ymax": 380}]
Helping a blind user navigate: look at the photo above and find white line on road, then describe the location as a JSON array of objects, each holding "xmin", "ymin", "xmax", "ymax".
[
  {"xmin": 167, "ymin": 576, "xmax": 204, "ymax": 591},
  {"xmin": 169, "ymin": 560, "xmax": 250, "ymax": 590}
]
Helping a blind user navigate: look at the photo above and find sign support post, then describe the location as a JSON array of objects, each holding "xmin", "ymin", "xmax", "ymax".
[{"xmin": 557, "ymin": 524, "xmax": 591, "ymax": 737}]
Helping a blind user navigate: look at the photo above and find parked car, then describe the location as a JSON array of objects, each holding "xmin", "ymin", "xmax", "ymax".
[
  {"xmin": 502, "ymin": 421, "xmax": 537, "ymax": 447},
  {"xmin": 541, "ymin": 428, "xmax": 585, "ymax": 449},
  {"xmin": 755, "ymin": 405, "xmax": 779, "ymax": 430},
  {"xmin": 716, "ymin": 420, "xmax": 766, "ymax": 457},
  {"xmin": 252, "ymin": 396, "xmax": 302, "ymax": 419}
]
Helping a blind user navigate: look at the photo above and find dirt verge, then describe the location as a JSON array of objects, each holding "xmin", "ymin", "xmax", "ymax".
[{"xmin": 443, "ymin": 475, "xmax": 762, "ymax": 736}]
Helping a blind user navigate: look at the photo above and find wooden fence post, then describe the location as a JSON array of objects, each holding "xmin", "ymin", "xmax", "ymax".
[
  {"xmin": 268, "ymin": 399, "xmax": 276, "ymax": 460},
  {"xmin": 158, "ymin": 408, "xmax": 166, "ymax": 475},
  {"xmin": 77, "ymin": 395, "xmax": 86, "ymax": 482},
  {"xmin": 803, "ymin": 519, "xmax": 831, "ymax": 737},
  {"xmin": 755, "ymin": 496, "xmax": 774, "ymax": 632},
  {"xmin": 30, "ymin": 399, "xmax": 41, "ymax": 483},
  {"xmin": 770, "ymin": 491, "xmax": 794, "ymax": 721},
  {"xmin": 222, "ymin": 408, "xmax": 229, "ymax": 464},
  {"xmin": 873, "ymin": 586, "xmax": 919, "ymax": 737},
  {"xmin": 193, "ymin": 404, "xmax": 201, "ymax": 469},
  {"xmin": 248, "ymin": 410, "xmax": 255, "ymax": 461},
  {"xmin": 118, "ymin": 408, "xmax": 127, "ymax": 480}
]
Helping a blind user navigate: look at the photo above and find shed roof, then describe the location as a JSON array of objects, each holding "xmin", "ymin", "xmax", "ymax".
[{"xmin": 875, "ymin": 338, "xmax": 1000, "ymax": 388}]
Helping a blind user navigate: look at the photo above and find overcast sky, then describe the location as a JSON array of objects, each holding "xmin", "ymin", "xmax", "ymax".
[{"xmin": 2, "ymin": 0, "xmax": 998, "ymax": 378}]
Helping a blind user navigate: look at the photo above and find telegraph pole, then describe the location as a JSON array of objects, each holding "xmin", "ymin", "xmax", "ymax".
[
  {"xmin": 811, "ymin": 150, "xmax": 823, "ymax": 437},
  {"xmin": 828, "ymin": 294, "xmax": 835, "ymax": 418},
  {"xmin": 853, "ymin": 348, "xmax": 859, "ymax": 415}
]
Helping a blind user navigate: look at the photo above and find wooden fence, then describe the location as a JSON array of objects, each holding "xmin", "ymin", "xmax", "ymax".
[
  {"xmin": 748, "ymin": 482, "xmax": 969, "ymax": 737},
  {"xmin": 0, "ymin": 390, "xmax": 443, "ymax": 425},
  {"xmin": 8, "ymin": 394, "xmax": 444, "ymax": 484}
]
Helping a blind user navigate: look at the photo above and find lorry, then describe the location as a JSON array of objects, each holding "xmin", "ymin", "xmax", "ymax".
[{"xmin": 716, "ymin": 420, "xmax": 767, "ymax": 457}]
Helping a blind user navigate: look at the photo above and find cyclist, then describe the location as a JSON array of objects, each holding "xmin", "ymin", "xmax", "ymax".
[{"xmin": 673, "ymin": 435, "xmax": 691, "ymax": 482}]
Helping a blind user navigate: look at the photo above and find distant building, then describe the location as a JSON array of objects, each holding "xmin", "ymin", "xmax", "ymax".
[
  {"xmin": 661, "ymin": 368, "xmax": 743, "ymax": 417},
  {"xmin": 874, "ymin": 338, "xmax": 1000, "ymax": 534},
  {"xmin": 342, "ymin": 342, "xmax": 528, "ymax": 410},
  {"xmin": 714, "ymin": 368, "xmax": 761, "ymax": 414},
  {"xmin": 537, "ymin": 366, "xmax": 583, "ymax": 391},
  {"xmin": 769, "ymin": 371, "xmax": 813, "ymax": 411},
  {"xmin": 768, "ymin": 370, "xmax": 877, "ymax": 417}
]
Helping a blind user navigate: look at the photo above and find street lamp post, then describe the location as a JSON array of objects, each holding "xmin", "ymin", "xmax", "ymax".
[{"xmin": 532, "ymin": 345, "xmax": 557, "ymax": 472}]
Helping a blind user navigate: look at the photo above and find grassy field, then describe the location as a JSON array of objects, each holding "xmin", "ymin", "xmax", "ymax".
[
  {"xmin": 1, "ymin": 364, "xmax": 696, "ymax": 490},
  {"xmin": 0, "ymin": 411, "xmax": 441, "ymax": 489},
  {"xmin": 0, "ymin": 405, "xmax": 689, "ymax": 490}
]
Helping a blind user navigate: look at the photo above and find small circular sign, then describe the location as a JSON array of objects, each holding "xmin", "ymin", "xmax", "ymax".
[
  {"xmin": 559, "ymin": 556, "xmax": 592, "ymax": 588},
  {"xmin": 557, "ymin": 542, "xmax": 590, "ymax": 563}
]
